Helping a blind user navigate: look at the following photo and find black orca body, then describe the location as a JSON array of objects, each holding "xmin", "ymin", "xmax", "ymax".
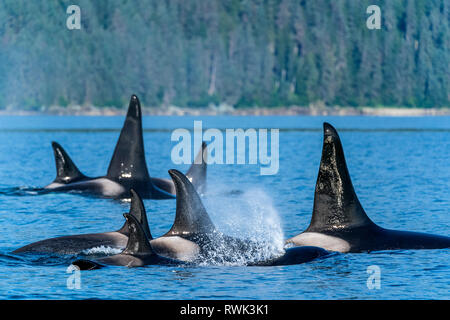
[
  {"xmin": 287, "ymin": 123, "xmax": 450, "ymax": 253},
  {"xmin": 12, "ymin": 230, "xmax": 128, "ymax": 255},
  {"xmin": 150, "ymin": 170, "xmax": 329, "ymax": 266},
  {"xmin": 249, "ymin": 246, "xmax": 329, "ymax": 267},
  {"xmin": 44, "ymin": 95, "xmax": 207, "ymax": 199},
  {"xmin": 72, "ymin": 212, "xmax": 181, "ymax": 269},
  {"xmin": 12, "ymin": 190, "xmax": 149, "ymax": 255}
]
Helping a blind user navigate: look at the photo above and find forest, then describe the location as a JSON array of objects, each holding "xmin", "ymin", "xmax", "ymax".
[{"xmin": 0, "ymin": 0, "xmax": 448, "ymax": 110}]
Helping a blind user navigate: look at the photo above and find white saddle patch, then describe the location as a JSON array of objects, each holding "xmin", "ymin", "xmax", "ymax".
[
  {"xmin": 150, "ymin": 236, "xmax": 200, "ymax": 262},
  {"xmin": 44, "ymin": 182, "xmax": 64, "ymax": 189},
  {"xmin": 91, "ymin": 178, "xmax": 125, "ymax": 197},
  {"xmin": 45, "ymin": 178, "xmax": 125, "ymax": 197},
  {"xmin": 287, "ymin": 232, "xmax": 351, "ymax": 253}
]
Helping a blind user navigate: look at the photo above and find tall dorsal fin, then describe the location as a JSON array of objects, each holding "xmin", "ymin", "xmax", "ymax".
[
  {"xmin": 106, "ymin": 95, "xmax": 151, "ymax": 182},
  {"xmin": 186, "ymin": 142, "xmax": 207, "ymax": 194},
  {"xmin": 164, "ymin": 169, "xmax": 216, "ymax": 237},
  {"xmin": 306, "ymin": 123, "xmax": 375, "ymax": 232},
  {"xmin": 121, "ymin": 213, "xmax": 154, "ymax": 255},
  {"xmin": 51, "ymin": 142, "xmax": 87, "ymax": 184}
]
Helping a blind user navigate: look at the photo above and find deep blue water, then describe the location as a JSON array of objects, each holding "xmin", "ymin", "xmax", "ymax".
[{"xmin": 0, "ymin": 115, "xmax": 448, "ymax": 300}]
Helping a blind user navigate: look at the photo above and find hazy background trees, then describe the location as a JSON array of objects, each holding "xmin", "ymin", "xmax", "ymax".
[{"xmin": 0, "ymin": 0, "xmax": 448, "ymax": 110}]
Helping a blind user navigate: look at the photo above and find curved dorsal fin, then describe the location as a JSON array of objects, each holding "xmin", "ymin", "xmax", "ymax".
[
  {"xmin": 164, "ymin": 169, "xmax": 216, "ymax": 237},
  {"xmin": 117, "ymin": 189, "xmax": 151, "ymax": 237},
  {"xmin": 128, "ymin": 189, "xmax": 151, "ymax": 239},
  {"xmin": 51, "ymin": 142, "xmax": 87, "ymax": 184},
  {"xmin": 106, "ymin": 95, "xmax": 151, "ymax": 183},
  {"xmin": 115, "ymin": 219, "xmax": 129, "ymax": 235},
  {"xmin": 186, "ymin": 142, "xmax": 208, "ymax": 194},
  {"xmin": 306, "ymin": 123, "xmax": 375, "ymax": 232},
  {"xmin": 122, "ymin": 213, "xmax": 154, "ymax": 255}
]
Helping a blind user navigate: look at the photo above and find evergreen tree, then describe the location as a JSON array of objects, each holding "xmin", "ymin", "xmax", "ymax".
[{"xmin": 0, "ymin": 0, "xmax": 448, "ymax": 110}]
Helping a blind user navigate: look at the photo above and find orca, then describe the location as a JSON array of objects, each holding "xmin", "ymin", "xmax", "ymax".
[
  {"xmin": 71, "ymin": 212, "xmax": 182, "ymax": 269},
  {"xmin": 44, "ymin": 94, "xmax": 207, "ymax": 199},
  {"xmin": 287, "ymin": 122, "xmax": 450, "ymax": 253},
  {"xmin": 151, "ymin": 169, "xmax": 329, "ymax": 266},
  {"xmin": 12, "ymin": 189, "xmax": 149, "ymax": 255}
]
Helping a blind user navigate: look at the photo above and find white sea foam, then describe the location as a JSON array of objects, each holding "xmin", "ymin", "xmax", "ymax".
[{"xmin": 82, "ymin": 246, "xmax": 122, "ymax": 255}]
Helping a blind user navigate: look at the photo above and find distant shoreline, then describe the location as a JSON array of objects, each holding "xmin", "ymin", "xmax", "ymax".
[{"xmin": 1, "ymin": 105, "xmax": 449, "ymax": 116}]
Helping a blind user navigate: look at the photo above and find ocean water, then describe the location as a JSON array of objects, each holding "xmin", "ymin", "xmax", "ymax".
[{"xmin": 0, "ymin": 115, "xmax": 448, "ymax": 300}]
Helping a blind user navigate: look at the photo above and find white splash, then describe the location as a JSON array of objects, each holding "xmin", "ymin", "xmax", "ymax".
[
  {"xmin": 201, "ymin": 186, "xmax": 285, "ymax": 266},
  {"xmin": 82, "ymin": 246, "xmax": 122, "ymax": 255}
]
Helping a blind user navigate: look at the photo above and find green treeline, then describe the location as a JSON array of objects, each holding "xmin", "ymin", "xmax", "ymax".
[{"xmin": 0, "ymin": 0, "xmax": 448, "ymax": 110}]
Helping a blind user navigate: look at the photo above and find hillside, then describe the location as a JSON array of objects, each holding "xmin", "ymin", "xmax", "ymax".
[{"xmin": 0, "ymin": 0, "xmax": 448, "ymax": 110}]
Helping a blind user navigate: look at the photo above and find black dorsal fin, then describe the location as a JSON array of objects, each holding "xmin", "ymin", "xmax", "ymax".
[
  {"xmin": 51, "ymin": 142, "xmax": 87, "ymax": 184},
  {"xmin": 116, "ymin": 189, "xmax": 151, "ymax": 236},
  {"xmin": 186, "ymin": 142, "xmax": 207, "ymax": 193},
  {"xmin": 121, "ymin": 213, "xmax": 154, "ymax": 255},
  {"xmin": 115, "ymin": 219, "xmax": 129, "ymax": 235},
  {"xmin": 306, "ymin": 123, "xmax": 375, "ymax": 232},
  {"xmin": 106, "ymin": 95, "xmax": 151, "ymax": 183},
  {"xmin": 164, "ymin": 169, "xmax": 216, "ymax": 237},
  {"xmin": 128, "ymin": 189, "xmax": 151, "ymax": 239}
]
